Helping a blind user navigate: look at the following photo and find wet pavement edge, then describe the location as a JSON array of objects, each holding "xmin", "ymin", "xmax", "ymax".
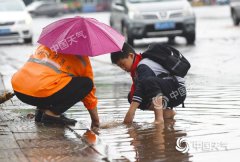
[{"xmin": 0, "ymin": 105, "xmax": 129, "ymax": 162}]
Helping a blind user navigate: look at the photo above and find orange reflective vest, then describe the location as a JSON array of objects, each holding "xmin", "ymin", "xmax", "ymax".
[{"xmin": 11, "ymin": 45, "xmax": 97, "ymax": 110}]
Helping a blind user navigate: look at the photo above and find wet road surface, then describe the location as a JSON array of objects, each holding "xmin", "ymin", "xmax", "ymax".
[{"xmin": 1, "ymin": 5, "xmax": 240, "ymax": 162}]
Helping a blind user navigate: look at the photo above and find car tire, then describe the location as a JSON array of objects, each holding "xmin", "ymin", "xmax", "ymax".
[
  {"xmin": 47, "ymin": 13, "xmax": 58, "ymax": 17},
  {"xmin": 110, "ymin": 18, "xmax": 113, "ymax": 27},
  {"xmin": 185, "ymin": 32, "xmax": 195, "ymax": 45},
  {"xmin": 24, "ymin": 37, "xmax": 33, "ymax": 44},
  {"xmin": 123, "ymin": 26, "xmax": 134, "ymax": 46},
  {"xmin": 168, "ymin": 36, "xmax": 175, "ymax": 44},
  {"xmin": 232, "ymin": 10, "xmax": 240, "ymax": 26}
]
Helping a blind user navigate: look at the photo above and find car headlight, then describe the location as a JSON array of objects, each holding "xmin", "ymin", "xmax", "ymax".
[
  {"xmin": 25, "ymin": 14, "xmax": 32, "ymax": 25},
  {"xmin": 183, "ymin": 4, "xmax": 194, "ymax": 16},
  {"xmin": 128, "ymin": 9, "xmax": 143, "ymax": 20},
  {"xmin": 17, "ymin": 15, "xmax": 32, "ymax": 25}
]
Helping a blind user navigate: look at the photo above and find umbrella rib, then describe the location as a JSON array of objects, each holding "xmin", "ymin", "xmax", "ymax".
[
  {"xmin": 38, "ymin": 18, "xmax": 76, "ymax": 43},
  {"xmin": 87, "ymin": 20, "xmax": 123, "ymax": 52},
  {"xmin": 83, "ymin": 19, "xmax": 94, "ymax": 56}
]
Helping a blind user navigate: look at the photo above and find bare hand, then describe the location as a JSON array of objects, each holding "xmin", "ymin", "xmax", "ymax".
[
  {"xmin": 123, "ymin": 113, "xmax": 134, "ymax": 124},
  {"xmin": 88, "ymin": 107, "xmax": 100, "ymax": 128},
  {"xmin": 123, "ymin": 101, "xmax": 139, "ymax": 124},
  {"xmin": 91, "ymin": 121, "xmax": 100, "ymax": 134}
]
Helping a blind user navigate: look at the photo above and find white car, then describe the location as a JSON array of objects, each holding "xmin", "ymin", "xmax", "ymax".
[{"xmin": 0, "ymin": 0, "xmax": 33, "ymax": 44}]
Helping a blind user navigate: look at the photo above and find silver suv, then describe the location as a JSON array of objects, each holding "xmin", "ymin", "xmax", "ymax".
[{"xmin": 110, "ymin": 0, "xmax": 196, "ymax": 46}]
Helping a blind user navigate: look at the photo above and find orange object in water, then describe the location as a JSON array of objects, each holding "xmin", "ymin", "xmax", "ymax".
[
  {"xmin": 11, "ymin": 45, "xmax": 97, "ymax": 110},
  {"xmin": 84, "ymin": 130, "xmax": 97, "ymax": 144}
]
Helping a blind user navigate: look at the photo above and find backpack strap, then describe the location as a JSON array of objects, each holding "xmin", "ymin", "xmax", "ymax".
[{"xmin": 171, "ymin": 76, "xmax": 186, "ymax": 108}]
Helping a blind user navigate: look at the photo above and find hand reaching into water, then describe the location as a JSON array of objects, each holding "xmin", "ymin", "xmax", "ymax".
[
  {"xmin": 88, "ymin": 107, "xmax": 100, "ymax": 133},
  {"xmin": 123, "ymin": 101, "xmax": 139, "ymax": 124},
  {"xmin": 91, "ymin": 121, "xmax": 100, "ymax": 134}
]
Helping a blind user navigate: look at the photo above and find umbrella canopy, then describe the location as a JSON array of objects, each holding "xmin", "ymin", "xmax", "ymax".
[{"xmin": 38, "ymin": 16, "xmax": 125, "ymax": 56}]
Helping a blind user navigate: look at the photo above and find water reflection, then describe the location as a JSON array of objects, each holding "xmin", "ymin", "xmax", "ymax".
[
  {"xmin": 127, "ymin": 121, "xmax": 190, "ymax": 162},
  {"xmin": 80, "ymin": 84, "xmax": 191, "ymax": 161}
]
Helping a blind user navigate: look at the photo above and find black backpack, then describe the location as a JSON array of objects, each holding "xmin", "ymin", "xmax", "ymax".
[{"xmin": 142, "ymin": 44, "xmax": 191, "ymax": 78}]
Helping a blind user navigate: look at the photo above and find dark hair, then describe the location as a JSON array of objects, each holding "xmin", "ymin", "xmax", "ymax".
[{"xmin": 111, "ymin": 43, "xmax": 136, "ymax": 64}]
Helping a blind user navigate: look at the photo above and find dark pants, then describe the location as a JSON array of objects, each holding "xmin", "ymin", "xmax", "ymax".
[
  {"xmin": 129, "ymin": 77, "xmax": 186, "ymax": 110},
  {"xmin": 14, "ymin": 77, "xmax": 93, "ymax": 114}
]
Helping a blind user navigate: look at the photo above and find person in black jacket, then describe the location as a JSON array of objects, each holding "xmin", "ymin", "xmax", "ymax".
[{"xmin": 111, "ymin": 43, "xmax": 186, "ymax": 124}]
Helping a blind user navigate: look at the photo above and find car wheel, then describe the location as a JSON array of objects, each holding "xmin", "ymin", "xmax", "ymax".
[
  {"xmin": 30, "ymin": 13, "xmax": 37, "ymax": 18},
  {"xmin": 168, "ymin": 36, "xmax": 175, "ymax": 45},
  {"xmin": 185, "ymin": 32, "xmax": 195, "ymax": 45},
  {"xmin": 123, "ymin": 26, "xmax": 134, "ymax": 46},
  {"xmin": 110, "ymin": 18, "xmax": 113, "ymax": 27},
  {"xmin": 24, "ymin": 37, "xmax": 33, "ymax": 44},
  {"xmin": 232, "ymin": 11, "xmax": 240, "ymax": 26},
  {"xmin": 47, "ymin": 13, "xmax": 58, "ymax": 17}
]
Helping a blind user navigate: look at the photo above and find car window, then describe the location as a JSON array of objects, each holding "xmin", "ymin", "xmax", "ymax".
[
  {"xmin": 0, "ymin": 0, "xmax": 25, "ymax": 11},
  {"xmin": 27, "ymin": 2, "xmax": 43, "ymax": 10},
  {"xmin": 128, "ymin": 0, "xmax": 182, "ymax": 3},
  {"xmin": 38, "ymin": 4, "xmax": 51, "ymax": 9}
]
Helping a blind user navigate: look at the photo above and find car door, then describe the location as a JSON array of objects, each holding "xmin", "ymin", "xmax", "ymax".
[
  {"xmin": 36, "ymin": 3, "xmax": 50, "ymax": 15},
  {"xmin": 110, "ymin": 0, "xmax": 126, "ymax": 32}
]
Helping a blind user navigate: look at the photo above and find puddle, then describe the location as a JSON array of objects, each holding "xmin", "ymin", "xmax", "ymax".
[{"xmin": 66, "ymin": 80, "xmax": 240, "ymax": 161}]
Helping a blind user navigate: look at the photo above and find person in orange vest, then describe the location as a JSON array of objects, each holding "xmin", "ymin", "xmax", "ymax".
[{"xmin": 11, "ymin": 45, "xmax": 99, "ymax": 128}]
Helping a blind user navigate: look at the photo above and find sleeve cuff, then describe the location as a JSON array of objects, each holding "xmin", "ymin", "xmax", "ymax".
[
  {"xmin": 84, "ymin": 99, "xmax": 98, "ymax": 110},
  {"xmin": 132, "ymin": 96, "xmax": 142, "ymax": 103}
]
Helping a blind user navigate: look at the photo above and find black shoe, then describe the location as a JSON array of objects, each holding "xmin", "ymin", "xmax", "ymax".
[
  {"xmin": 41, "ymin": 113, "xmax": 77, "ymax": 125},
  {"xmin": 35, "ymin": 109, "xmax": 43, "ymax": 122},
  {"xmin": 60, "ymin": 113, "xmax": 77, "ymax": 124},
  {"xmin": 35, "ymin": 108, "xmax": 77, "ymax": 124},
  {"xmin": 41, "ymin": 113, "xmax": 65, "ymax": 125}
]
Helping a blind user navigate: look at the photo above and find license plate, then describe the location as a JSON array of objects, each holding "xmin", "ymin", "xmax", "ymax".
[
  {"xmin": 154, "ymin": 22, "xmax": 175, "ymax": 30},
  {"xmin": 0, "ymin": 29, "xmax": 10, "ymax": 35}
]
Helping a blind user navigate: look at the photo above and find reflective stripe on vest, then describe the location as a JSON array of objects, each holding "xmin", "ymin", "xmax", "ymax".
[
  {"xmin": 76, "ymin": 56, "xmax": 87, "ymax": 67},
  {"xmin": 28, "ymin": 58, "xmax": 75, "ymax": 77}
]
